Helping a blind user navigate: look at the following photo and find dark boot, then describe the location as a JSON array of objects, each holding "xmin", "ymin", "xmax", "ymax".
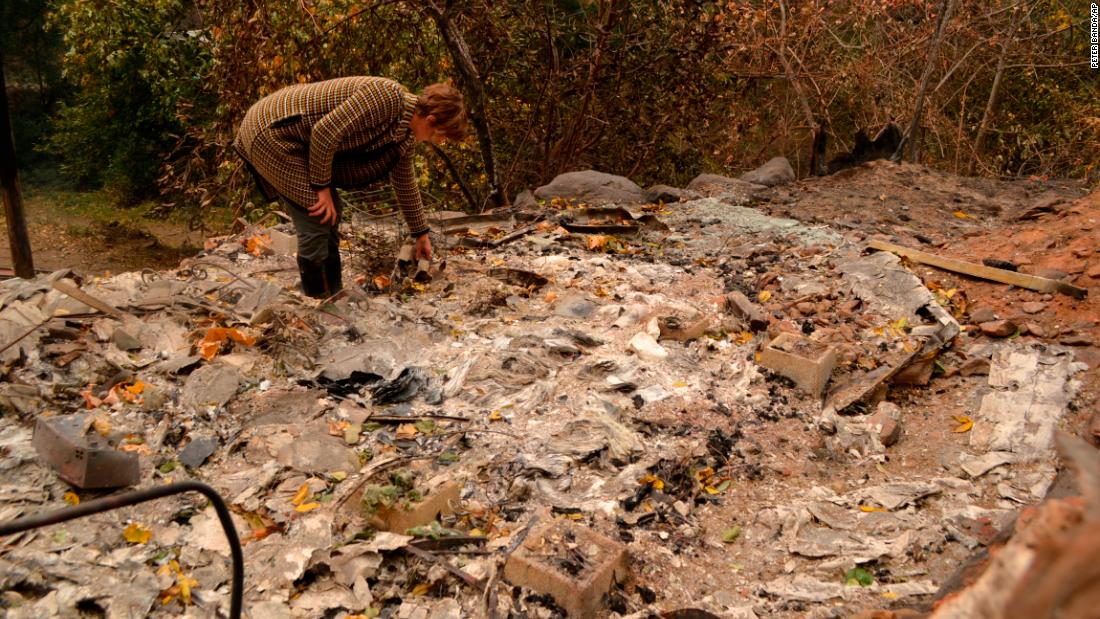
[
  {"xmin": 323, "ymin": 250, "xmax": 343, "ymax": 295},
  {"xmin": 297, "ymin": 256, "xmax": 328, "ymax": 298}
]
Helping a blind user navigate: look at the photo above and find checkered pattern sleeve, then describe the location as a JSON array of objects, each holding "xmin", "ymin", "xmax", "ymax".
[
  {"xmin": 308, "ymin": 80, "xmax": 406, "ymax": 189},
  {"xmin": 390, "ymin": 148, "xmax": 428, "ymax": 236}
]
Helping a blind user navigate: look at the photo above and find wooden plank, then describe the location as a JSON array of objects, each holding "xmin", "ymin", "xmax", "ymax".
[
  {"xmin": 868, "ymin": 239, "xmax": 1088, "ymax": 300},
  {"xmin": 51, "ymin": 280, "xmax": 133, "ymax": 319}
]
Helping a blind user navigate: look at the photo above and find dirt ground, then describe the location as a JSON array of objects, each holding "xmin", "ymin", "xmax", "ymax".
[
  {"xmin": 0, "ymin": 160, "xmax": 1097, "ymax": 618},
  {"xmin": 0, "ymin": 189, "xmax": 204, "ymax": 276}
]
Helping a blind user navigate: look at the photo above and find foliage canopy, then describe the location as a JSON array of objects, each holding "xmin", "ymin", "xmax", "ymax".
[{"xmin": 19, "ymin": 0, "xmax": 1100, "ymax": 217}]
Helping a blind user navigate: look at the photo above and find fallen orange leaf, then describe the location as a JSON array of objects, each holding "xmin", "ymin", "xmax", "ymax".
[
  {"xmin": 860, "ymin": 505, "xmax": 888, "ymax": 513},
  {"xmin": 198, "ymin": 327, "xmax": 256, "ymax": 360},
  {"xmin": 586, "ymin": 235, "xmax": 608, "ymax": 251},
  {"xmin": 63, "ymin": 492, "xmax": 80, "ymax": 506},
  {"xmin": 123, "ymin": 523, "xmax": 152, "ymax": 544},
  {"xmin": 953, "ymin": 415, "xmax": 974, "ymax": 433},
  {"xmin": 295, "ymin": 502, "xmax": 322, "ymax": 513},
  {"xmin": 373, "ymin": 274, "xmax": 392, "ymax": 289},
  {"xmin": 91, "ymin": 416, "xmax": 111, "ymax": 437},
  {"xmin": 395, "ymin": 423, "xmax": 418, "ymax": 440},
  {"xmin": 245, "ymin": 234, "xmax": 272, "ymax": 256},
  {"xmin": 80, "ymin": 389, "xmax": 102, "ymax": 409},
  {"xmin": 291, "ymin": 483, "xmax": 310, "ymax": 506}
]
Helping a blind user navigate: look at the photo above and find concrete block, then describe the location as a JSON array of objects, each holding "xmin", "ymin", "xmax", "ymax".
[
  {"xmin": 759, "ymin": 332, "xmax": 837, "ymax": 396},
  {"xmin": 374, "ymin": 481, "xmax": 461, "ymax": 534},
  {"xmin": 504, "ymin": 519, "xmax": 628, "ymax": 618},
  {"xmin": 267, "ymin": 229, "xmax": 298, "ymax": 256}
]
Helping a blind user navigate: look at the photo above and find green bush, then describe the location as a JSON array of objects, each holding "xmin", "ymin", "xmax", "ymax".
[{"xmin": 43, "ymin": 0, "xmax": 212, "ymax": 204}]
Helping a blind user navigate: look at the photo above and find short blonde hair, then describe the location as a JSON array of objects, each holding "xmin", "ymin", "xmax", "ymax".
[{"xmin": 417, "ymin": 82, "xmax": 468, "ymax": 142}]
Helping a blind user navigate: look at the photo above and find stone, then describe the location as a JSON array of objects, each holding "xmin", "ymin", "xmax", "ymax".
[
  {"xmin": 759, "ymin": 333, "xmax": 837, "ymax": 397},
  {"xmin": 795, "ymin": 302, "xmax": 816, "ymax": 315},
  {"xmin": 644, "ymin": 184, "xmax": 694, "ymax": 204},
  {"xmin": 178, "ymin": 436, "xmax": 218, "ymax": 469},
  {"xmin": 685, "ymin": 173, "xmax": 765, "ymax": 197},
  {"xmin": 969, "ymin": 307, "xmax": 998, "ymax": 324},
  {"xmin": 868, "ymin": 407, "xmax": 902, "ymax": 447},
  {"xmin": 1087, "ymin": 263, "xmax": 1100, "ymax": 278},
  {"xmin": 1020, "ymin": 302, "xmax": 1046, "ymax": 314},
  {"xmin": 891, "ymin": 357, "xmax": 934, "ymax": 385},
  {"xmin": 979, "ymin": 320, "xmax": 1018, "ymax": 338},
  {"xmin": 533, "ymin": 170, "xmax": 646, "ymax": 205},
  {"xmin": 513, "ymin": 189, "xmax": 538, "ymax": 210},
  {"xmin": 959, "ymin": 356, "xmax": 992, "ymax": 376},
  {"xmin": 111, "ymin": 327, "xmax": 143, "ymax": 351},
  {"xmin": 1025, "ymin": 267, "xmax": 1070, "ymax": 281},
  {"xmin": 504, "ymin": 520, "xmax": 628, "ymax": 619},
  {"xmin": 739, "ymin": 156, "xmax": 795, "ymax": 186},
  {"xmin": 180, "ymin": 364, "xmax": 241, "ymax": 413},
  {"xmin": 1024, "ymin": 322, "xmax": 1048, "ymax": 338},
  {"xmin": 554, "ymin": 294, "xmax": 597, "ymax": 319},
  {"xmin": 1059, "ymin": 333, "xmax": 1095, "ymax": 346},
  {"xmin": 629, "ymin": 332, "xmax": 668, "ymax": 361},
  {"xmin": 657, "ymin": 315, "xmax": 711, "ymax": 342},
  {"xmin": 276, "ymin": 435, "xmax": 360, "ymax": 475}
]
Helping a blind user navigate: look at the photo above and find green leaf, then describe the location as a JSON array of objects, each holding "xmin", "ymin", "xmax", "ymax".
[
  {"xmin": 414, "ymin": 419, "xmax": 436, "ymax": 435},
  {"xmin": 844, "ymin": 567, "xmax": 874, "ymax": 587},
  {"xmin": 158, "ymin": 461, "xmax": 178, "ymax": 474},
  {"xmin": 721, "ymin": 525, "xmax": 741, "ymax": 543}
]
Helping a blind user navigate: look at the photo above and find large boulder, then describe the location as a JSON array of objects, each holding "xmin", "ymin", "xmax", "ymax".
[
  {"xmin": 534, "ymin": 170, "xmax": 646, "ymax": 205},
  {"xmin": 739, "ymin": 156, "xmax": 795, "ymax": 187}
]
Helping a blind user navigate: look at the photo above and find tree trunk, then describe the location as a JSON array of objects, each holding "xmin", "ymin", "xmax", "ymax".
[
  {"xmin": 777, "ymin": 0, "xmax": 819, "ymax": 177},
  {"xmin": 420, "ymin": 1, "xmax": 508, "ymax": 211},
  {"xmin": 0, "ymin": 50, "xmax": 35, "ymax": 278},
  {"xmin": 895, "ymin": 0, "xmax": 957, "ymax": 163},
  {"xmin": 968, "ymin": 3, "xmax": 1026, "ymax": 175}
]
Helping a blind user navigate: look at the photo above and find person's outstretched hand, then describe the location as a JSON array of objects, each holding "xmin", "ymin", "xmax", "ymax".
[
  {"xmin": 415, "ymin": 234, "xmax": 433, "ymax": 261},
  {"xmin": 309, "ymin": 188, "xmax": 337, "ymax": 225}
]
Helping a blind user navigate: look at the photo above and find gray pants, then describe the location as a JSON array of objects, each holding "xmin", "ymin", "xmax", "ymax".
[{"xmin": 283, "ymin": 191, "xmax": 344, "ymax": 263}]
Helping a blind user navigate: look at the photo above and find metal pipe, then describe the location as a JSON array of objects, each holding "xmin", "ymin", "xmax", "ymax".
[{"xmin": 0, "ymin": 481, "xmax": 243, "ymax": 619}]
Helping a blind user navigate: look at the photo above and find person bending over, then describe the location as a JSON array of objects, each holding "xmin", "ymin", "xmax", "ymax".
[{"xmin": 234, "ymin": 77, "xmax": 467, "ymax": 297}]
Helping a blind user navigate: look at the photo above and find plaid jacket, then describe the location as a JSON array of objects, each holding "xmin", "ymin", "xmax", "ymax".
[{"xmin": 233, "ymin": 77, "xmax": 428, "ymax": 235}]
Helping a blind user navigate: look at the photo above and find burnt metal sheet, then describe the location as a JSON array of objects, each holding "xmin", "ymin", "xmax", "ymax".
[{"xmin": 33, "ymin": 414, "xmax": 140, "ymax": 489}]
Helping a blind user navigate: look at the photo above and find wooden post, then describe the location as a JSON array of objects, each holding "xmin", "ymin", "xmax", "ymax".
[{"xmin": 0, "ymin": 49, "xmax": 35, "ymax": 278}]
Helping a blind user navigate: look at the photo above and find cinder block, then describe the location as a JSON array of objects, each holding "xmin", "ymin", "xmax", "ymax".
[
  {"xmin": 374, "ymin": 481, "xmax": 461, "ymax": 533},
  {"xmin": 267, "ymin": 229, "xmax": 298, "ymax": 256},
  {"xmin": 504, "ymin": 519, "xmax": 628, "ymax": 618},
  {"xmin": 759, "ymin": 332, "xmax": 837, "ymax": 396}
]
